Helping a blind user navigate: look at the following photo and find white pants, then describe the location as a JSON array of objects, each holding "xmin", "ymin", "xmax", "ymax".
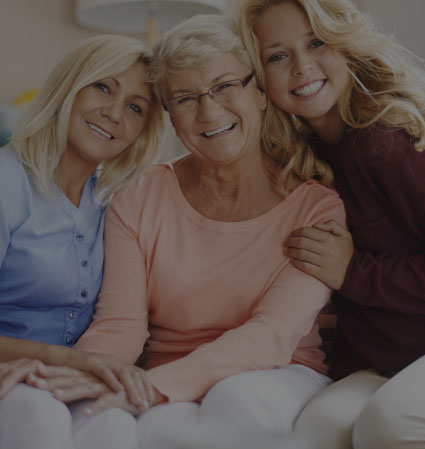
[
  {"xmin": 0, "ymin": 383, "xmax": 138, "ymax": 449},
  {"xmin": 136, "ymin": 364, "xmax": 331, "ymax": 449},
  {"xmin": 292, "ymin": 355, "xmax": 425, "ymax": 449}
]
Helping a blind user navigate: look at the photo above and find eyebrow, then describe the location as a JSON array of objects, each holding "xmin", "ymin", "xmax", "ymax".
[
  {"xmin": 107, "ymin": 77, "xmax": 150, "ymax": 105},
  {"xmin": 266, "ymin": 31, "xmax": 315, "ymax": 50},
  {"xmin": 169, "ymin": 72, "xmax": 239, "ymax": 97}
]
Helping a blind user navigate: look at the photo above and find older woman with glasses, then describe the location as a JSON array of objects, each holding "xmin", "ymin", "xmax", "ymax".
[{"xmin": 32, "ymin": 14, "xmax": 346, "ymax": 448}]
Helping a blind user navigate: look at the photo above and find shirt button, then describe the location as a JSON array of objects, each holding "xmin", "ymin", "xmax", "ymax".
[
  {"xmin": 76, "ymin": 234, "xmax": 84, "ymax": 242},
  {"xmin": 69, "ymin": 311, "xmax": 77, "ymax": 319},
  {"xmin": 66, "ymin": 337, "xmax": 73, "ymax": 345},
  {"xmin": 80, "ymin": 289, "xmax": 88, "ymax": 298},
  {"xmin": 81, "ymin": 260, "xmax": 89, "ymax": 268}
]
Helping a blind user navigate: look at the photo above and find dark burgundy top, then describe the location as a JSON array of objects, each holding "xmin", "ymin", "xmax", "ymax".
[{"xmin": 312, "ymin": 126, "xmax": 425, "ymax": 379}]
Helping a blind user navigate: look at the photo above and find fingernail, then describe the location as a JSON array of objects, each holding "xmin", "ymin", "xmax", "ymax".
[
  {"xmin": 142, "ymin": 399, "xmax": 149, "ymax": 410},
  {"xmin": 54, "ymin": 389, "xmax": 64, "ymax": 397}
]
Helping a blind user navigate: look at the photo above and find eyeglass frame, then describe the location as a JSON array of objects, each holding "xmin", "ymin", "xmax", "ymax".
[{"xmin": 163, "ymin": 72, "xmax": 255, "ymax": 116}]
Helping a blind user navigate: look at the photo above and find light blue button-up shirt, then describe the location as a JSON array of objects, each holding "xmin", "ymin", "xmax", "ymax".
[{"xmin": 0, "ymin": 149, "xmax": 105, "ymax": 347}]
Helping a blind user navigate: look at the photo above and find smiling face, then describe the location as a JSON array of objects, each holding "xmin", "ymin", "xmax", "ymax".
[
  {"xmin": 166, "ymin": 53, "xmax": 266, "ymax": 166},
  {"xmin": 256, "ymin": 1, "xmax": 349, "ymax": 136},
  {"xmin": 65, "ymin": 62, "xmax": 151, "ymax": 174}
]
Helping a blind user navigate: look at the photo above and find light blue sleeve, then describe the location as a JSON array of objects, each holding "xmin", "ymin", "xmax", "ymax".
[{"xmin": 0, "ymin": 149, "xmax": 32, "ymax": 266}]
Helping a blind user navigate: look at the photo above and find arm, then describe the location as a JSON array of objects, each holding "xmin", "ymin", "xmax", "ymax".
[
  {"xmin": 146, "ymin": 263, "xmax": 332, "ymax": 403},
  {"xmin": 287, "ymin": 130, "xmax": 425, "ymax": 314},
  {"xmin": 0, "ymin": 153, "xmax": 148, "ymax": 401},
  {"xmin": 145, "ymin": 192, "xmax": 346, "ymax": 403}
]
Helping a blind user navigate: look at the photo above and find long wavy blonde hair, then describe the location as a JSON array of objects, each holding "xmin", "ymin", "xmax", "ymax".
[
  {"xmin": 12, "ymin": 34, "xmax": 164, "ymax": 203},
  {"xmin": 240, "ymin": 0, "xmax": 425, "ymax": 153},
  {"xmin": 150, "ymin": 13, "xmax": 332, "ymax": 192}
]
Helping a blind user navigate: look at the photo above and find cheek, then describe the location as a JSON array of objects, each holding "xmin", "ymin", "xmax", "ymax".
[{"xmin": 265, "ymin": 69, "xmax": 289, "ymax": 104}]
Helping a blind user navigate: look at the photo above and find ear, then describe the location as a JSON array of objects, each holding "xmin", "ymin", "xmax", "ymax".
[{"xmin": 259, "ymin": 89, "xmax": 267, "ymax": 111}]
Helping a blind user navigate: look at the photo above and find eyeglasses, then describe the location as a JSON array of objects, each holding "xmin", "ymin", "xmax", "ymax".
[{"xmin": 164, "ymin": 73, "xmax": 255, "ymax": 117}]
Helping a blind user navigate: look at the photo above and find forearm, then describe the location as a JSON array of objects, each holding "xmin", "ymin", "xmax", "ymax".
[
  {"xmin": 340, "ymin": 250, "xmax": 425, "ymax": 313},
  {"xmin": 0, "ymin": 335, "xmax": 99, "ymax": 371}
]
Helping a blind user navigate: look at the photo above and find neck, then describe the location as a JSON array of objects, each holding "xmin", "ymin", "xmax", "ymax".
[
  {"xmin": 56, "ymin": 154, "xmax": 96, "ymax": 207},
  {"xmin": 175, "ymin": 152, "xmax": 283, "ymax": 221},
  {"xmin": 306, "ymin": 108, "xmax": 346, "ymax": 144}
]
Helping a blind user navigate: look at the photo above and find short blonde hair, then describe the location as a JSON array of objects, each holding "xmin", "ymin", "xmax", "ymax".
[
  {"xmin": 151, "ymin": 13, "xmax": 331, "ymax": 192},
  {"xmin": 240, "ymin": 0, "xmax": 425, "ymax": 152},
  {"xmin": 12, "ymin": 34, "xmax": 164, "ymax": 202}
]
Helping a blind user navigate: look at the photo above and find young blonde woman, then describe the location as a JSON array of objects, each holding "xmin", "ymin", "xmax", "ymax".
[
  {"xmin": 0, "ymin": 34, "xmax": 162, "ymax": 449},
  {"xmin": 240, "ymin": 0, "xmax": 425, "ymax": 448}
]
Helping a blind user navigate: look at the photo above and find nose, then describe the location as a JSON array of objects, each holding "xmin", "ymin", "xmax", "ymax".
[
  {"xmin": 100, "ymin": 98, "xmax": 122, "ymax": 123},
  {"xmin": 291, "ymin": 51, "xmax": 314, "ymax": 77},
  {"xmin": 197, "ymin": 93, "xmax": 224, "ymax": 121}
]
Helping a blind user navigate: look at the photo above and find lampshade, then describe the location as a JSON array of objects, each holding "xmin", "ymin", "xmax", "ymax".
[{"xmin": 75, "ymin": 0, "xmax": 226, "ymax": 34}]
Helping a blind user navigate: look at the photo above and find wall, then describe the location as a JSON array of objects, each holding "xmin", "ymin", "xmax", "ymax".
[{"xmin": 1, "ymin": 1, "xmax": 424, "ymax": 157}]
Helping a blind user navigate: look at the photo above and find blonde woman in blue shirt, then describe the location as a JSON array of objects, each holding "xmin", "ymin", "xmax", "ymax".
[{"xmin": 0, "ymin": 34, "xmax": 162, "ymax": 449}]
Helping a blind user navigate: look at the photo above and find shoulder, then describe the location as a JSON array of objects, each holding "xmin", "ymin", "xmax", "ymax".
[
  {"xmin": 113, "ymin": 162, "xmax": 172, "ymax": 203},
  {"xmin": 350, "ymin": 126, "xmax": 416, "ymax": 160},
  {"xmin": 0, "ymin": 148, "xmax": 33, "ymax": 230},
  {"xmin": 0, "ymin": 148, "xmax": 32, "ymax": 193},
  {"xmin": 293, "ymin": 181, "xmax": 346, "ymax": 227},
  {"xmin": 108, "ymin": 162, "xmax": 173, "ymax": 222}
]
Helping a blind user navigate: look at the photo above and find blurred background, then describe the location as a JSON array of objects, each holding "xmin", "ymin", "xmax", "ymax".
[{"xmin": 1, "ymin": 0, "xmax": 424, "ymax": 156}]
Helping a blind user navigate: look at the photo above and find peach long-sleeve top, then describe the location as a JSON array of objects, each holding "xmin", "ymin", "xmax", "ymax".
[{"xmin": 76, "ymin": 161, "xmax": 346, "ymax": 403}]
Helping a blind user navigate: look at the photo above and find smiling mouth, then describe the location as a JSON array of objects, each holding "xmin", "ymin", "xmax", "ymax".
[
  {"xmin": 292, "ymin": 80, "xmax": 326, "ymax": 97},
  {"xmin": 87, "ymin": 122, "xmax": 115, "ymax": 139},
  {"xmin": 202, "ymin": 123, "xmax": 236, "ymax": 138}
]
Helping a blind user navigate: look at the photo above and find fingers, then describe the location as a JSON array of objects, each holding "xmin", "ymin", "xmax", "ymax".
[
  {"xmin": 27, "ymin": 371, "xmax": 93, "ymax": 392},
  {"xmin": 114, "ymin": 367, "xmax": 155, "ymax": 406},
  {"xmin": 53, "ymin": 382, "xmax": 109, "ymax": 403},
  {"xmin": 84, "ymin": 390, "xmax": 145, "ymax": 417},
  {"xmin": 320, "ymin": 220, "xmax": 348, "ymax": 236},
  {"xmin": 0, "ymin": 359, "xmax": 44, "ymax": 398},
  {"xmin": 91, "ymin": 365, "xmax": 124, "ymax": 394}
]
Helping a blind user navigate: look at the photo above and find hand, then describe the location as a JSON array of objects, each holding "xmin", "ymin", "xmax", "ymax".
[
  {"xmin": 0, "ymin": 358, "xmax": 45, "ymax": 399},
  {"xmin": 285, "ymin": 220, "xmax": 354, "ymax": 290},
  {"xmin": 26, "ymin": 365, "xmax": 165, "ymax": 416},
  {"xmin": 74, "ymin": 352, "xmax": 155, "ymax": 407}
]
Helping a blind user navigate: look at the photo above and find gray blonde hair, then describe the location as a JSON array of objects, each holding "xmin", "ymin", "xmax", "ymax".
[
  {"xmin": 12, "ymin": 34, "xmax": 164, "ymax": 203},
  {"xmin": 150, "ymin": 14, "xmax": 253, "ymax": 100},
  {"xmin": 240, "ymin": 0, "xmax": 425, "ymax": 153}
]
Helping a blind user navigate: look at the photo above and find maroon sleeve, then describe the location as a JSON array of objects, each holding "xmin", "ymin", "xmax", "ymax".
[{"xmin": 338, "ymin": 129, "xmax": 425, "ymax": 313}]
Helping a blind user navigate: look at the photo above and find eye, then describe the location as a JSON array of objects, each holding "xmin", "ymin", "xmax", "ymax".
[
  {"xmin": 266, "ymin": 53, "xmax": 287, "ymax": 64},
  {"xmin": 94, "ymin": 82, "xmax": 110, "ymax": 94},
  {"xmin": 215, "ymin": 82, "xmax": 235, "ymax": 92},
  {"xmin": 128, "ymin": 103, "xmax": 142, "ymax": 114},
  {"xmin": 311, "ymin": 39, "xmax": 325, "ymax": 49},
  {"xmin": 176, "ymin": 95, "xmax": 197, "ymax": 105}
]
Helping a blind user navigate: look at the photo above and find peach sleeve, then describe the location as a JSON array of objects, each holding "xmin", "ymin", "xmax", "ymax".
[{"xmin": 74, "ymin": 195, "xmax": 149, "ymax": 363}]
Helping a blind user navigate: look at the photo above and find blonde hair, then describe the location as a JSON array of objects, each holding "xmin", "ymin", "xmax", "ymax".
[
  {"xmin": 151, "ymin": 13, "xmax": 331, "ymax": 192},
  {"xmin": 12, "ymin": 34, "xmax": 164, "ymax": 203},
  {"xmin": 240, "ymin": 0, "xmax": 425, "ymax": 152}
]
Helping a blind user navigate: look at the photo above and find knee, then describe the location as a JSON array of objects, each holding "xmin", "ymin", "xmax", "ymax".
[
  {"xmin": 5, "ymin": 384, "xmax": 71, "ymax": 427},
  {"xmin": 0, "ymin": 385, "xmax": 72, "ymax": 449},
  {"xmin": 353, "ymin": 400, "xmax": 406, "ymax": 449}
]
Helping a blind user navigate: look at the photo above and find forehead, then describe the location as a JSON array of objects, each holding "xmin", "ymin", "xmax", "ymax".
[
  {"xmin": 112, "ymin": 63, "xmax": 151, "ymax": 99},
  {"xmin": 165, "ymin": 53, "xmax": 246, "ymax": 97},
  {"xmin": 256, "ymin": 2, "xmax": 312, "ymax": 45}
]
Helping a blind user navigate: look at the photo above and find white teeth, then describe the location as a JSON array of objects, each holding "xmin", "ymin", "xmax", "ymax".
[
  {"xmin": 88, "ymin": 122, "xmax": 113, "ymax": 139},
  {"xmin": 293, "ymin": 80, "xmax": 325, "ymax": 97},
  {"xmin": 204, "ymin": 124, "xmax": 234, "ymax": 137}
]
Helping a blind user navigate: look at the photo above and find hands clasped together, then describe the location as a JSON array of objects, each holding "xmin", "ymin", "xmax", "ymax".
[
  {"xmin": 285, "ymin": 219, "xmax": 354, "ymax": 290},
  {"xmin": 0, "ymin": 354, "xmax": 165, "ymax": 416}
]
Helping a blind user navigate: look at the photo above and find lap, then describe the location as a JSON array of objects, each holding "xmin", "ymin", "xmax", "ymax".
[{"xmin": 137, "ymin": 365, "xmax": 330, "ymax": 449}]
